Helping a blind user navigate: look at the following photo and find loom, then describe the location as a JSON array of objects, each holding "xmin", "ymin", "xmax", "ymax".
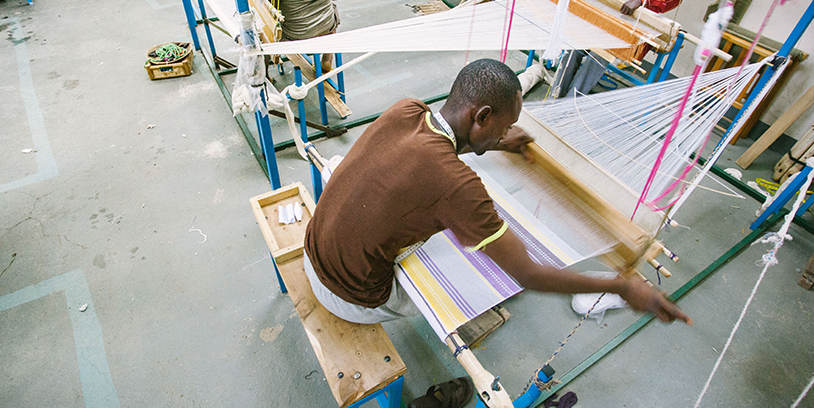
[{"xmin": 197, "ymin": 0, "xmax": 782, "ymax": 406}]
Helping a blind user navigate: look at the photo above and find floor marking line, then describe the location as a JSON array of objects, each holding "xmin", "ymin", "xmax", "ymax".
[
  {"xmin": 0, "ymin": 269, "xmax": 121, "ymax": 408},
  {"xmin": 1, "ymin": 17, "xmax": 59, "ymax": 193}
]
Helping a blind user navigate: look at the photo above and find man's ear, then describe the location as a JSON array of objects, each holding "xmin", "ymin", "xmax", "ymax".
[{"xmin": 474, "ymin": 106, "xmax": 492, "ymax": 126}]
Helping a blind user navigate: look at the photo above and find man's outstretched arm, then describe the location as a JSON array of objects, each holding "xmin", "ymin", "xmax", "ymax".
[{"xmin": 482, "ymin": 227, "xmax": 692, "ymax": 324}]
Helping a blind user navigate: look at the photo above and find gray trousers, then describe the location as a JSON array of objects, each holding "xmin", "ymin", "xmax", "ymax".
[
  {"xmin": 553, "ymin": 50, "xmax": 610, "ymax": 98},
  {"xmin": 303, "ymin": 252, "xmax": 420, "ymax": 324}
]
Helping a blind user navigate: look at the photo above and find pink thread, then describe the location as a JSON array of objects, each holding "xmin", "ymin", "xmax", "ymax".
[
  {"xmin": 499, "ymin": 0, "xmax": 517, "ymax": 63},
  {"xmin": 635, "ymin": 0, "xmax": 784, "ymax": 217},
  {"xmin": 648, "ymin": 134, "xmax": 712, "ymax": 211},
  {"xmin": 729, "ymin": 0, "xmax": 781, "ymax": 93},
  {"xmin": 632, "ymin": 65, "xmax": 702, "ymax": 219}
]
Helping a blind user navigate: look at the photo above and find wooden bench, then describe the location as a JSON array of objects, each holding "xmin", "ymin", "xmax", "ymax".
[{"xmin": 250, "ymin": 183, "xmax": 406, "ymax": 407}]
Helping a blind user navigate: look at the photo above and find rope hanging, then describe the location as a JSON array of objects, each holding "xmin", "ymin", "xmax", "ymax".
[{"xmin": 694, "ymin": 158, "xmax": 814, "ymax": 408}]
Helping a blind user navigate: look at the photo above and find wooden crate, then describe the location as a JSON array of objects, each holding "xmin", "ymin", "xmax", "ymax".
[{"xmin": 144, "ymin": 43, "xmax": 194, "ymax": 80}]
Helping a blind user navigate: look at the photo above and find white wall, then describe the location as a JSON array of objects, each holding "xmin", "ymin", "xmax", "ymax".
[{"xmin": 665, "ymin": 0, "xmax": 814, "ymax": 140}]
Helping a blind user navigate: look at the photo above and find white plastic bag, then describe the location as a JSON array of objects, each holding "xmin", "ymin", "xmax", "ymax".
[
  {"xmin": 232, "ymin": 12, "xmax": 267, "ymax": 116},
  {"xmin": 571, "ymin": 271, "xmax": 628, "ymax": 324}
]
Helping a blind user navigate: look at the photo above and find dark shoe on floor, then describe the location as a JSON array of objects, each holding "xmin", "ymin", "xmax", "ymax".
[{"xmin": 408, "ymin": 377, "xmax": 473, "ymax": 408}]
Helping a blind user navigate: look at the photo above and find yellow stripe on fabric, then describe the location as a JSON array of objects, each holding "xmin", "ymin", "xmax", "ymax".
[
  {"xmin": 425, "ymin": 112, "xmax": 456, "ymax": 150},
  {"xmin": 440, "ymin": 234, "xmax": 503, "ymax": 298},
  {"xmin": 464, "ymin": 221, "xmax": 508, "ymax": 253},
  {"xmin": 484, "ymin": 183, "xmax": 576, "ymax": 265},
  {"xmin": 400, "ymin": 253, "xmax": 468, "ymax": 331}
]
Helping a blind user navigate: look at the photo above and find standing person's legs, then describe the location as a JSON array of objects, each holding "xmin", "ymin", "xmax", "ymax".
[
  {"xmin": 303, "ymin": 252, "xmax": 419, "ymax": 324},
  {"xmin": 552, "ymin": 50, "xmax": 582, "ymax": 98},
  {"xmin": 568, "ymin": 51, "xmax": 610, "ymax": 97}
]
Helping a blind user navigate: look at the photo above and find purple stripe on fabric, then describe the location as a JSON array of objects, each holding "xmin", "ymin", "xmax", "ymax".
[
  {"xmin": 492, "ymin": 201, "xmax": 568, "ymax": 269},
  {"xmin": 415, "ymin": 248, "xmax": 477, "ymax": 318},
  {"xmin": 443, "ymin": 230, "xmax": 523, "ymax": 298}
]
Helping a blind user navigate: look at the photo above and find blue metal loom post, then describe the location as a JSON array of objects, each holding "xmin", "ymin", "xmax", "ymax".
[
  {"xmin": 336, "ymin": 53, "xmax": 347, "ymax": 105},
  {"xmin": 526, "ymin": 50, "xmax": 536, "ymax": 69},
  {"xmin": 472, "ymin": 367, "xmax": 554, "ymax": 408},
  {"xmin": 294, "ymin": 68, "xmax": 324, "ymax": 202},
  {"xmin": 344, "ymin": 375, "xmax": 404, "ymax": 408},
  {"xmin": 657, "ymin": 31, "xmax": 684, "ymax": 83},
  {"xmin": 256, "ymin": 94, "xmax": 282, "ymax": 189},
  {"xmin": 181, "ymin": 0, "xmax": 202, "ymax": 51},
  {"xmin": 272, "ymin": 257, "xmax": 287, "ymax": 293},
  {"xmin": 314, "ymin": 53, "xmax": 330, "ymax": 125},
  {"xmin": 197, "ymin": 0, "xmax": 220, "ymax": 69},
  {"xmin": 713, "ymin": 0, "xmax": 814, "ymax": 157},
  {"xmin": 646, "ymin": 52, "xmax": 666, "ymax": 84},
  {"xmin": 607, "ymin": 64, "xmax": 644, "ymax": 86},
  {"xmin": 750, "ymin": 166, "xmax": 813, "ymax": 230}
]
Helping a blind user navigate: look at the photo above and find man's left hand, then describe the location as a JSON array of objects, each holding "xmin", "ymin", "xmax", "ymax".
[{"xmin": 496, "ymin": 126, "xmax": 535, "ymax": 162}]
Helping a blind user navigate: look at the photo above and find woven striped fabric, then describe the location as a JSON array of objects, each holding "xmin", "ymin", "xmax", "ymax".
[{"xmin": 396, "ymin": 155, "xmax": 588, "ymax": 340}]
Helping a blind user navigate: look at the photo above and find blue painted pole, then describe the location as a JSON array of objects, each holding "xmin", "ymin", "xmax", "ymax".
[
  {"xmin": 647, "ymin": 52, "xmax": 666, "ymax": 84},
  {"xmin": 181, "ymin": 0, "xmax": 202, "ymax": 51},
  {"xmin": 751, "ymin": 166, "xmax": 811, "ymax": 229},
  {"xmin": 336, "ymin": 53, "xmax": 347, "ymax": 105},
  {"xmin": 272, "ymin": 257, "xmax": 287, "ymax": 293},
  {"xmin": 607, "ymin": 64, "xmax": 644, "ymax": 86},
  {"xmin": 313, "ymin": 53, "xmax": 329, "ymax": 126},
  {"xmin": 713, "ymin": 1, "xmax": 814, "ymax": 156},
  {"xmin": 796, "ymin": 186, "xmax": 814, "ymax": 216},
  {"xmin": 235, "ymin": 0, "xmax": 249, "ymax": 13},
  {"xmin": 525, "ymin": 50, "xmax": 535, "ymax": 69},
  {"xmin": 256, "ymin": 93, "xmax": 282, "ymax": 189},
  {"xmin": 657, "ymin": 31, "xmax": 684, "ymax": 82},
  {"xmin": 197, "ymin": 0, "xmax": 220, "ymax": 68},
  {"xmin": 472, "ymin": 368, "xmax": 554, "ymax": 408},
  {"xmin": 294, "ymin": 68, "xmax": 323, "ymax": 201}
]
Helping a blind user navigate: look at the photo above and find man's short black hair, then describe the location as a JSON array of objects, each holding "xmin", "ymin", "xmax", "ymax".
[{"xmin": 446, "ymin": 58, "xmax": 522, "ymax": 115}]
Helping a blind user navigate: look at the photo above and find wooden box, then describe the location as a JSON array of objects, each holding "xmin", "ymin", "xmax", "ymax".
[
  {"xmin": 144, "ymin": 43, "xmax": 194, "ymax": 80},
  {"xmin": 249, "ymin": 182, "xmax": 317, "ymax": 263}
]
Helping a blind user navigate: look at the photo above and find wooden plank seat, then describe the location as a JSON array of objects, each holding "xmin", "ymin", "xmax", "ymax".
[{"xmin": 250, "ymin": 183, "xmax": 406, "ymax": 407}]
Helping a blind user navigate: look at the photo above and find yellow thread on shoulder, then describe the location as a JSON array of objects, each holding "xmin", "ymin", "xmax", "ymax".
[{"xmin": 465, "ymin": 221, "xmax": 508, "ymax": 252}]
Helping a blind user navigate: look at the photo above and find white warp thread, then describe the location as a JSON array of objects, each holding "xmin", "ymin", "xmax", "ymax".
[
  {"xmin": 541, "ymin": 0, "xmax": 570, "ymax": 61},
  {"xmin": 791, "ymin": 374, "xmax": 814, "ymax": 408},
  {"xmin": 694, "ymin": 4, "xmax": 733, "ymax": 65}
]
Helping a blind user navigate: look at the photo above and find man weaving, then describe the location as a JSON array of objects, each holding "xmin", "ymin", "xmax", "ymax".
[{"xmin": 303, "ymin": 59, "xmax": 691, "ymax": 405}]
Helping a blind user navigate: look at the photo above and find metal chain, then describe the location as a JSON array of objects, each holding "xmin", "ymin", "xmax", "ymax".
[{"xmin": 520, "ymin": 292, "xmax": 607, "ymax": 396}]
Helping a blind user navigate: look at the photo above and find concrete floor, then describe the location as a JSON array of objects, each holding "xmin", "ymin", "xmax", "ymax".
[{"xmin": 2, "ymin": 0, "xmax": 813, "ymax": 407}]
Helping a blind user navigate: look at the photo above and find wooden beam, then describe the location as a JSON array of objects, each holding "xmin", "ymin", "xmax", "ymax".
[
  {"xmin": 287, "ymin": 53, "xmax": 353, "ymax": 118},
  {"xmin": 736, "ymin": 83, "xmax": 814, "ymax": 169},
  {"xmin": 276, "ymin": 257, "xmax": 407, "ymax": 407},
  {"xmin": 594, "ymin": 0, "xmax": 679, "ymax": 35},
  {"xmin": 551, "ymin": 0, "xmax": 656, "ymax": 62},
  {"xmin": 249, "ymin": 0, "xmax": 280, "ymax": 44},
  {"xmin": 445, "ymin": 333, "xmax": 513, "ymax": 408}
]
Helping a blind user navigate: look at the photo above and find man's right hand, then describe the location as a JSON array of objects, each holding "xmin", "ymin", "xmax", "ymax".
[
  {"xmin": 617, "ymin": 277, "xmax": 692, "ymax": 324},
  {"xmin": 620, "ymin": 0, "xmax": 644, "ymax": 15}
]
